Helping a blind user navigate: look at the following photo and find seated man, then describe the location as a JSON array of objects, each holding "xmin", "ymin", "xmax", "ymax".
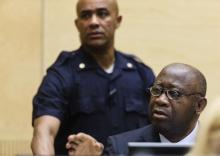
[{"xmin": 66, "ymin": 63, "xmax": 207, "ymax": 156}]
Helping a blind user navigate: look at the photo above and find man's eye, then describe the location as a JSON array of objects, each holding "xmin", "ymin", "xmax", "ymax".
[
  {"xmin": 150, "ymin": 86, "xmax": 162, "ymax": 96},
  {"xmin": 97, "ymin": 10, "xmax": 109, "ymax": 18},
  {"xmin": 80, "ymin": 12, "xmax": 91, "ymax": 19},
  {"xmin": 168, "ymin": 90, "xmax": 181, "ymax": 99}
]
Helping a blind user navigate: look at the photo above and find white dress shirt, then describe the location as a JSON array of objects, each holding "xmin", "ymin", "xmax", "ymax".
[{"xmin": 159, "ymin": 122, "xmax": 199, "ymax": 144}]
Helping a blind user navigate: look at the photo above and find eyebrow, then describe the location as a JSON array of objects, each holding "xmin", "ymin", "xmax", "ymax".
[
  {"xmin": 154, "ymin": 82, "xmax": 184, "ymax": 91},
  {"xmin": 80, "ymin": 7, "xmax": 109, "ymax": 12}
]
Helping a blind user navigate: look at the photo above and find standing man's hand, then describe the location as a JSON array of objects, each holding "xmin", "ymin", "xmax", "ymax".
[{"xmin": 66, "ymin": 133, "xmax": 104, "ymax": 156}]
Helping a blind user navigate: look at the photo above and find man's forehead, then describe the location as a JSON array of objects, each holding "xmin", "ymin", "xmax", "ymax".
[
  {"xmin": 155, "ymin": 68, "xmax": 197, "ymax": 90},
  {"xmin": 155, "ymin": 77, "xmax": 185, "ymax": 89},
  {"xmin": 77, "ymin": 0, "xmax": 113, "ymax": 12}
]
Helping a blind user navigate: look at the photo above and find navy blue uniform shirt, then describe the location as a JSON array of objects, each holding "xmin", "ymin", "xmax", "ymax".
[{"xmin": 32, "ymin": 47, "xmax": 155, "ymax": 154}]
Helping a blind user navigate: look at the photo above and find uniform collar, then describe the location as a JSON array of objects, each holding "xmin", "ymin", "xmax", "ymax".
[
  {"xmin": 75, "ymin": 47, "xmax": 99, "ymax": 71},
  {"xmin": 75, "ymin": 47, "xmax": 137, "ymax": 72},
  {"xmin": 114, "ymin": 52, "xmax": 137, "ymax": 70}
]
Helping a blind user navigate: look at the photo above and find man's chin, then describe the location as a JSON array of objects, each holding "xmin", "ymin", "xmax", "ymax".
[
  {"xmin": 153, "ymin": 123, "xmax": 171, "ymax": 136},
  {"xmin": 85, "ymin": 42, "xmax": 109, "ymax": 51},
  {"xmin": 152, "ymin": 118, "xmax": 170, "ymax": 130},
  {"xmin": 87, "ymin": 39, "xmax": 106, "ymax": 46}
]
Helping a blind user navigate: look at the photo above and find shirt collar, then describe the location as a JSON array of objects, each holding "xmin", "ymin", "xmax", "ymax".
[
  {"xmin": 159, "ymin": 121, "xmax": 199, "ymax": 144},
  {"xmin": 114, "ymin": 52, "xmax": 137, "ymax": 70},
  {"xmin": 75, "ymin": 47, "xmax": 137, "ymax": 71}
]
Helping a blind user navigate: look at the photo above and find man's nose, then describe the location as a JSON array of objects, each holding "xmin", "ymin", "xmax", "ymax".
[
  {"xmin": 154, "ymin": 92, "xmax": 170, "ymax": 107},
  {"xmin": 89, "ymin": 15, "xmax": 99, "ymax": 28}
]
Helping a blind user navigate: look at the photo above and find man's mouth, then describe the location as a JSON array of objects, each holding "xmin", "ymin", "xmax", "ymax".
[
  {"xmin": 87, "ymin": 32, "xmax": 104, "ymax": 39},
  {"xmin": 152, "ymin": 109, "xmax": 168, "ymax": 120}
]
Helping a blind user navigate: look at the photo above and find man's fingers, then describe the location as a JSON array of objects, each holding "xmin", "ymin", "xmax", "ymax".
[
  {"xmin": 68, "ymin": 148, "xmax": 75, "ymax": 156},
  {"xmin": 76, "ymin": 132, "xmax": 95, "ymax": 142},
  {"xmin": 68, "ymin": 134, "xmax": 81, "ymax": 142},
  {"xmin": 66, "ymin": 135, "xmax": 82, "ymax": 151},
  {"xmin": 99, "ymin": 142, "xmax": 104, "ymax": 151},
  {"xmin": 66, "ymin": 141, "xmax": 72, "ymax": 149},
  {"xmin": 93, "ymin": 142, "xmax": 104, "ymax": 154},
  {"xmin": 67, "ymin": 134, "xmax": 83, "ymax": 145},
  {"xmin": 66, "ymin": 141, "xmax": 79, "ymax": 149},
  {"xmin": 68, "ymin": 133, "xmax": 96, "ymax": 144},
  {"xmin": 66, "ymin": 133, "xmax": 104, "ymax": 156}
]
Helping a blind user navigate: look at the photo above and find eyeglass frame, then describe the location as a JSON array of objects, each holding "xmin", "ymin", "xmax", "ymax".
[{"xmin": 149, "ymin": 85, "xmax": 204, "ymax": 100}]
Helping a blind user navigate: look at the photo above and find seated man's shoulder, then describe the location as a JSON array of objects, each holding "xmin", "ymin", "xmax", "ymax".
[
  {"xmin": 104, "ymin": 125, "xmax": 156, "ymax": 155},
  {"xmin": 111, "ymin": 125, "xmax": 153, "ymax": 141}
]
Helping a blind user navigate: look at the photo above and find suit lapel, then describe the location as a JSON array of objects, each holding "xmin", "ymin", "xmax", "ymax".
[{"xmin": 141, "ymin": 125, "xmax": 161, "ymax": 142}]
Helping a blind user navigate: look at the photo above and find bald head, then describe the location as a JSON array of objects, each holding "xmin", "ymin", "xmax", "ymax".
[
  {"xmin": 76, "ymin": 0, "xmax": 119, "ymax": 16},
  {"xmin": 159, "ymin": 63, "xmax": 207, "ymax": 96},
  {"xmin": 150, "ymin": 63, "xmax": 207, "ymax": 142}
]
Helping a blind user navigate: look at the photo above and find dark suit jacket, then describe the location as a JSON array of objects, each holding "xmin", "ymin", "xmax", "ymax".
[{"xmin": 103, "ymin": 124, "xmax": 161, "ymax": 155}]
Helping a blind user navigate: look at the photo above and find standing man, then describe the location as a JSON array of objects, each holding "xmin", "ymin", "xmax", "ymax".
[{"xmin": 31, "ymin": 0, "xmax": 155, "ymax": 155}]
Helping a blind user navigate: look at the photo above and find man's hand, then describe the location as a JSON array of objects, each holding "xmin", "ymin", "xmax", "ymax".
[{"xmin": 66, "ymin": 132, "xmax": 104, "ymax": 156}]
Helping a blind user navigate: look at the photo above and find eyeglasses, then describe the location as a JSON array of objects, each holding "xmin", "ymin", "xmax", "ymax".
[{"xmin": 149, "ymin": 86, "xmax": 203, "ymax": 100}]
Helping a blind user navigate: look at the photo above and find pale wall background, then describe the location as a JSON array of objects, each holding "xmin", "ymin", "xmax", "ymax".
[
  {"xmin": 1, "ymin": 0, "xmax": 220, "ymax": 155},
  {"xmin": 0, "ymin": 0, "xmax": 42, "ymax": 155},
  {"xmin": 44, "ymin": 0, "xmax": 220, "ymax": 100}
]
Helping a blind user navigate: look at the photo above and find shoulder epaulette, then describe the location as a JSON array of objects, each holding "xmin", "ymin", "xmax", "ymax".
[
  {"xmin": 120, "ymin": 52, "xmax": 144, "ymax": 64},
  {"xmin": 51, "ymin": 50, "xmax": 76, "ymax": 67}
]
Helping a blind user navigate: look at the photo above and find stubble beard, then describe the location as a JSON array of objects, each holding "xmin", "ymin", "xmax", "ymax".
[{"xmin": 82, "ymin": 38, "xmax": 114, "ymax": 54}]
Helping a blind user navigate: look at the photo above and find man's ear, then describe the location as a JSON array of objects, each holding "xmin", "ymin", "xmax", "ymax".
[
  {"xmin": 195, "ymin": 97, "xmax": 207, "ymax": 115},
  {"xmin": 75, "ymin": 19, "xmax": 79, "ymax": 31},
  {"xmin": 116, "ymin": 15, "xmax": 122, "ymax": 29}
]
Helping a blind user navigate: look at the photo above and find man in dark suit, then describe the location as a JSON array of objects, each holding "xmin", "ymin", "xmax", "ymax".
[
  {"xmin": 66, "ymin": 63, "xmax": 207, "ymax": 156},
  {"xmin": 104, "ymin": 124, "xmax": 160, "ymax": 155}
]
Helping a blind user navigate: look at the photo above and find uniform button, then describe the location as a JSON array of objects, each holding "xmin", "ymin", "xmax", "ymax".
[
  {"xmin": 127, "ymin": 62, "xmax": 133, "ymax": 68},
  {"xmin": 79, "ymin": 63, "xmax": 85, "ymax": 69}
]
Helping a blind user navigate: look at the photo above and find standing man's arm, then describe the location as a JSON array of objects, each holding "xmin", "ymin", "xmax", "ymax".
[
  {"xmin": 31, "ymin": 52, "xmax": 71, "ymax": 155},
  {"xmin": 31, "ymin": 115, "xmax": 60, "ymax": 155}
]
